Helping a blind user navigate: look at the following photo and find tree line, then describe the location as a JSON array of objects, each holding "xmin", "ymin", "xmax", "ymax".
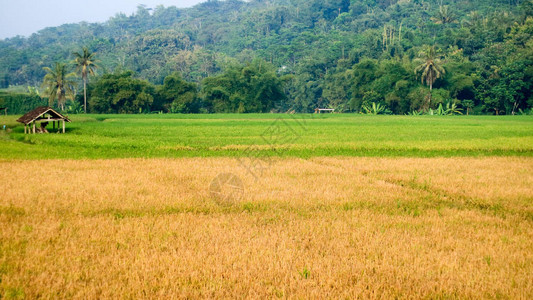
[
  {"xmin": 1, "ymin": 48, "xmax": 287, "ymax": 114},
  {"xmin": 88, "ymin": 59, "xmax": 287, "ymax": 114}
]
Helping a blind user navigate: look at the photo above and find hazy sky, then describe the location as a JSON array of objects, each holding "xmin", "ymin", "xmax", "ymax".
[{"xmin": 0, "ymin": 0, "xmax": 207, "ymax": 39}]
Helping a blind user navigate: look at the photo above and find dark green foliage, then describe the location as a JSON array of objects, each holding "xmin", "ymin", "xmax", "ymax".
[
  {"xmin": 155, "ymin": 72, "xmax": 200, "ymax": 113},
  {"xmin": 0, "ymin": 91, "xmax": 48, "ymax": 114},
  {"xmin": 88, "ymin": 71, "xmax": 155, "ymax": 113},
  {"xmin": 202, "ymin": 60, "xmax": 285, "ymax": 113},
  {"xmin": 0, "ymin": 0, "xmax": 531, "ymax": 114},
  {"xmin": 350, "ymin": 59, "xmax": 417, "ymax": 114}
]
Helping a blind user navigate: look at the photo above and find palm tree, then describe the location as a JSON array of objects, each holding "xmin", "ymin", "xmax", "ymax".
[
  {"xmin": 42, "ymin": 62, "xmax": 76, "ymax": 111},
  {"xmin": 432, "ymin": 5, "xmax": 457, "ymax": 24},
  {"xmin": 414, "ymin": 45, "xmax": 445, "ymax": 109},
  {"xmin": 73, "ymin": 47, "xmax": 98, "ymax": 113},
  {"xmin": 462, "ymin": 99, "xmax": 474, "ymax": 115}
]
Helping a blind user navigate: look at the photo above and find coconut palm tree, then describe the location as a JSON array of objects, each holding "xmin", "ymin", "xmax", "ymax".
[
  {"xmin": 73, "ymin": 47, "xmax": 98, "ymax": 113},
  {"xmin": 42, "ymin": 62, "xmax": 76, "ymax": 111},
  {"xmin": 462, "ymin": 99, "xmax": 474, "ymax": 115},
  {"xmin": 432, "ymin": 5, "xmax": 457, "ymax": 24},
  {"xmin": 414, "ymin": 45, "xmax": 445, "ymax": 109}
]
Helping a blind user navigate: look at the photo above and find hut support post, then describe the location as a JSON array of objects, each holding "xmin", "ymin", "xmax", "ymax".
[
  {"xmin": 32, "ymin": 122, "xmax": 36, "ymax": 134},
  {"xmin": 24, "ymin": 125, "xmax": 27, "ymax": 134},
  {"xmin": 62, "ymin": 120, "xmax": 65, "ymax": 133}
]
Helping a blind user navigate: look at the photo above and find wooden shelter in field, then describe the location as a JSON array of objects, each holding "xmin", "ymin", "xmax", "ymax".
[
  {"xmin": 17, "ymin": 106, "xmax": 70, "ymax": 134},
  {"xmin": 314, "ymin": 108, "xmax": 335, "ymax": 114}
]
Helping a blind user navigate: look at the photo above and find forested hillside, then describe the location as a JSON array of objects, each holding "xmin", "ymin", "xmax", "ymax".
[{"xmin": 0, "ymin": 0, "xmax": 532, "ymax": 114}]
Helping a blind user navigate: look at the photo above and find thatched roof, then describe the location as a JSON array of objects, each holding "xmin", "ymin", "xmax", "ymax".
[{"xmin": 17, "ymin": 106, "xmax": 71, "ymax": 125}]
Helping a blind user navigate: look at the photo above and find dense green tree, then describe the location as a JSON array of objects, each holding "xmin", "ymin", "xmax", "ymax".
[
  {"xmin": 477, "ymin": 58, "xmax": 533, "ymax": 114},
  {"xmin": 523, "ymin": 1, "xmax": 533, "ymax": 19},
  {"xmin": 0, "ymin": 91, "xmax": 48, "ymax": 114},
  {"xmin": 88, "ymin": 71, "xmax": 155, "ymax": 113},
  {"xmin": 322, "ymin": 67, "xmax": 352, "ymax": 112},
  {"xmin": 349, "ymin": 59, "xmax": 378, "ymax": 111},
  {"xmin": 155, "ymin": 72, "xmax": 199, "ymax": 113},
  {"xmin": 202, "ymin": 59, "xmax": 285, "ymax": 113}
]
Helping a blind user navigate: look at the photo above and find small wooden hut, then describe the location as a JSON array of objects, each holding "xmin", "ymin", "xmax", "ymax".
[
  {"xmin": 17, "ymin": 106, "xmax": 71, "ymax": 134},
  {"xmin": 314, "ymin": 108, "xmax": 335, "ymax": 114}
]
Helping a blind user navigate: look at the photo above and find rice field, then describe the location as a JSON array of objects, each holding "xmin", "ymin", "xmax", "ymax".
[
  {"xmin": 0, "ymin": 114, "xmax": 532, "ymax": 159},
  {"xmin": 0, "ymin": 114, "xmax": 532, "ymax": 298}
]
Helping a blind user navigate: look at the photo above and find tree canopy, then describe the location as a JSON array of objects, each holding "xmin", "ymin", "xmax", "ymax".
[{"xmin": 0, "ymin": 0, "xmax": 532, "ymax": 114}]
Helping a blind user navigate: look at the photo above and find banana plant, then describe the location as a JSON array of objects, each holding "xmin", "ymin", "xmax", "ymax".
[
  {"xmin": 446, "ymin": 101, "xmax": 463, "ymax": 115},
  {"xmin": 435, "ymin": 103, "xmax": 447, "ymax": 115},
  {"xmin": 518, "ymin": 108, "xmax": 533, "ymax": 115},
  {"xmin": 361, "ymin": 102, "xmax": 389, "ymax": 115},
  {"xmin": 408, "ymin": 110, "xmax": 423, "ymax": 116},
  {"xmin": 435, "ymin": 101, "xmax": 463, "ymax": 115}
]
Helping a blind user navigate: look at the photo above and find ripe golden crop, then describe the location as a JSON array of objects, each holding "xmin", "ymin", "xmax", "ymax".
[{"xmin": 1, "ymin": 157, "xmax": 532, "ymax": 298}]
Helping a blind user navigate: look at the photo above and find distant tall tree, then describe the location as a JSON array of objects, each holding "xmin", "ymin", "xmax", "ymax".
[
  {"xmin": 415, "ymin": 46, "xmax": 446, "ymax": 109},
  {"xmin": 521, "ymin": 0, "xmax": 533, "ymax": 20},
  {"xmin": 432, "ymin": 5, "xmax": 457, "ymax": 24},
  {"xmin": 42, "ymin": 62, "xmax": 76, "ymax": 111},
  {"xmin": 73, "ymin": 47, "xmax": 98, "ymax": 113}
]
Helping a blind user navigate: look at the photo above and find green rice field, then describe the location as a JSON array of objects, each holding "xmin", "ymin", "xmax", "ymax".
[{"xmin": 0, "ymin": 114, "xmax": 532, "ymax": 159}]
